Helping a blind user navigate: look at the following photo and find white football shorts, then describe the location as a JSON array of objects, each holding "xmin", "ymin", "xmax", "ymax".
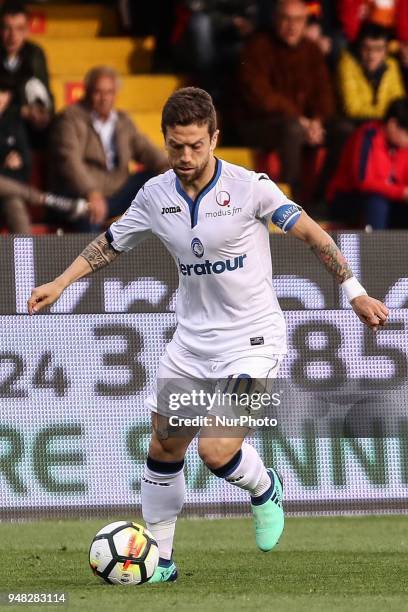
[{"xmin": 145, "ymin": 339, "xmax": 283, "ymax": 419}]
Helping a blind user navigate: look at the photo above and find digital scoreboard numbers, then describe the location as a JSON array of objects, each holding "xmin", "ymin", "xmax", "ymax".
[
  {"xmin": 1, "ymin": 312, "xmax": 408, "ymax": 515},
  {"xmin": 1, "ymin": 313, "xmax": 407, "ymax": 398}
]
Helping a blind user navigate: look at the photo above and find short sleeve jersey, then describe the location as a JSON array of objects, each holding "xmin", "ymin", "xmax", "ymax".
[{"xmin": 107, "ymin": 159, "xmax": 301, "ymax": 357}]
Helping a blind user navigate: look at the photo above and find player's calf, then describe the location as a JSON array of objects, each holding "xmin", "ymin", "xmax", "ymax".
[
  {"xmin": 141, "ymin": 415, "xmax": 196, "ymax": 583},
  {"xmin": 201, "ymin": 440, "xmax": 284, "ymax": 551},
  {"xmin": 141, "ymin": 455, "xmax": 185, "ymax": 570}
]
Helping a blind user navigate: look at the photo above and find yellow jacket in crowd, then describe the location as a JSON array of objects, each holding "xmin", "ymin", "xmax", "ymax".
[{"xmin": 337, "ymin": 50, "xmax": 405, "ymax": 119}]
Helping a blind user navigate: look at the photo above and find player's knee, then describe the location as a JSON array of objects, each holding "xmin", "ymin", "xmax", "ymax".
[{"xmin": 198, "ymin": 439, "xmax": 237, "ymax": 470}]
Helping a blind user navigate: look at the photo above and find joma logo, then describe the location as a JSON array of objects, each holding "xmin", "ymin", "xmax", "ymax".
[{"xmin": 162, "ymin": 206, "xmax": 181, "ymax": 215}]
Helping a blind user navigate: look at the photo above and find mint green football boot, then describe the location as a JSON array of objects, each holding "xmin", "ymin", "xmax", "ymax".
[
  {"xmin": 251, "ymin": 468, "xmax": 284, "ymax": 552},
  {"xmin": 148, "ymin": 560, "xmax": 178, "ymax": 584}
]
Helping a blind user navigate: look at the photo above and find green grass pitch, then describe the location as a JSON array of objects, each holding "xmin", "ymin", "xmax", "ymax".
[{"xmin": 0, "ymin": 515, "xmax": 407, "ymax": 612}]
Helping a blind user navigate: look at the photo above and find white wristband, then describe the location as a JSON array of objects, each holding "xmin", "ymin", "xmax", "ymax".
[{"xmin": 341, "ymin": 277, "xmax": 367, "ymax": 303}]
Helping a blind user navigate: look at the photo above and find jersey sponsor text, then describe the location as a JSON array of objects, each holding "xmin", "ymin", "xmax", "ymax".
[{"xmin": 178, "ymin": 254, "xmax": 247, "ymax": 276}]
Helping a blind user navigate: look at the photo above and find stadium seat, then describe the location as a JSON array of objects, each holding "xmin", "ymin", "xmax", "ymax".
[
  {"xmin": 27, "ymin": 4, "xmax": 119, "ymax": 37},
  {"xmin": 215, "ymin": 148, "xmax": 256, "ymax": 170},
  {"xmin": 30, "ymin": 36, "xmax": 155, "ymax": 75},
  {"xmin": 130, "ymin": 111, "xmax": 163, "ymax": 146}
]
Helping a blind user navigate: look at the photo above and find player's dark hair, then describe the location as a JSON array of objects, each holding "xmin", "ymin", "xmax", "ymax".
[
  {"xmin": 357, "ymin": 22, "xmax": 390, "ymax": 45},
  {"xmin": 161, "ymin": 87, "xmax": 217, "ymax": 137},
  {"xmin": 385, "ymin": 98, "xmax": 408, "ymax": 130},
  {"xmin": 0, "ymin": 1, "xmax": 27, "ymax": 21}
]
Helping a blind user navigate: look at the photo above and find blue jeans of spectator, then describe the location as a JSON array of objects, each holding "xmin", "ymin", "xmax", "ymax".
[
  {"xmin": 364, "ymin": 194, "xmax": 391, "ymax": 229},
  {"xmin": 330, "ymin": 192, "xmax": 408, "ymax": 229},
  {"xmin": 71, "ymin": 171, "xmax": 153, "ymax": 233}
]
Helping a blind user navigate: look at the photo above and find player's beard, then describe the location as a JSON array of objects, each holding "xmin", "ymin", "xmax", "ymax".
[{"xmin": 174, "ymin": 155, "xmax": 211, "ymax": 186}]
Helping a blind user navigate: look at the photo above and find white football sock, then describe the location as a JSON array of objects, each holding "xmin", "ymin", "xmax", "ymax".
[
  {"xmin": 141, "ymin": 457, "xmax": 185, "ymax": 561},
  {"xmin": 210, "ymin": 442, "xmax": 271, "ymax": 497}
]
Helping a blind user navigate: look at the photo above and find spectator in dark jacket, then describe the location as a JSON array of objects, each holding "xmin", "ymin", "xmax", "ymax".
[
  {"xmin": 236, "ymin": 0, "xmax": 335, "ymax": 196},
  {"xmin": 0, "ymin": 75, "xmax": 87, "ymax": 233},
  {"xmin": 0, "ymin": 76, "xmax": 30, "ymax": 182},
  {"xmin": 0, "ymin": 73, "xmax": 31, "ymax": 231},
  {"xmin": 328, "ymin": 98, "xmax": 408, "ymax": 229},
  {"xmin": 0, "ymin": 1, "xmax": 53, "ymax": 146}
]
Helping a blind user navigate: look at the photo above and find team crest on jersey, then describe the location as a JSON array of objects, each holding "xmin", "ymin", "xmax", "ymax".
[
  {"xmin": 191, "ymin": 237, "xmax": 204, "ymax": 258},
  {"xmin": 216, "ymin": 191, "xmax": 230, "ymax": 207}
]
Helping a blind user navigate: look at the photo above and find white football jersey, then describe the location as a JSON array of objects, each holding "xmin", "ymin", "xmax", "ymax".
[{"xmin": 107, "ymin": 159, "xmax": 301, "ymax": 357}]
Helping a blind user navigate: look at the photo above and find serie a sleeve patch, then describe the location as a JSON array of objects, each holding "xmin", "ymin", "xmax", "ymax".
[{"xmin": 271, "ymin": 203, "xmax": 302, "ymax": 232}]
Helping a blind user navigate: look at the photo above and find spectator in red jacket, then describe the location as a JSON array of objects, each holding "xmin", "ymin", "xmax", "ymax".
[
  {"xmin": 338, "ymin": 0, "xmax": 408, "ymax": 42},
  {"xmin": 328, "ymin": 97, "xmax": 408, "ymax": 229}
]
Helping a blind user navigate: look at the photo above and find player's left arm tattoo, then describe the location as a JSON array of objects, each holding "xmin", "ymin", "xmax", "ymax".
[
  {"xmin": 288, "ymin": 211, "xmax": 353, "ymax": 284},
  {"xmin": 310, "ymin": 241, "xmax": 353, "ymax": 284}
]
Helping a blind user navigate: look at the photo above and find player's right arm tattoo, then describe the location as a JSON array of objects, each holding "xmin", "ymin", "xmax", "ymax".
[
  {"xmin": 310, "ymin": 241, "xmax": 353, "ymax": 284},
  {"xmin": 80, "ymin": 233, "xmax": 121, "ymax": 271}
]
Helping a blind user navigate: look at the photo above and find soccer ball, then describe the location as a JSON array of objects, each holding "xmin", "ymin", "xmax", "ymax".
[{"xmin": 89, "ymin": 521, "xmax": 159, "ymax": 585}]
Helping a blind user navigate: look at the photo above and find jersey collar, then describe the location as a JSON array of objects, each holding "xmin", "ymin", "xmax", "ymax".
[{"xmin": 175, "ymin": 158, "xmax": 222, "ymax": 228}]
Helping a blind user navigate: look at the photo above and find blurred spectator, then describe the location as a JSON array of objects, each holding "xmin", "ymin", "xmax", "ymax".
[
  {"xmin": 154, "ymin": 1, "xmax": 257, "ymax": 100},
  {"xmin": 304, "ymin": 0, "xmax": 332, "ymax": 55},
  {"xmin": 0, "ymin": 173, "xmax": 89, "ymax": 233},
  {"xmin": 0, "ymin": 74, "xmax": 30, "ymax": 183},
  {"xmin": 327, "ymin": 22, "xmax": 405, "ymax": 190},
  {"xmin": 328, "ymin": 98, "xmax": 408, "ymax": 229},
  {"xmin": 117, "ymin": 1, "xmax": 159, "ymax": 35},
  {"xmin": 301, "ymin": 1, "xmax": 347, "ymax": 68},
  {"xmin": 0, "ymin": 75, "xmax": 88, "ymax": 233},
  {"xmin": 0, "ymin": 1, "xmax": 53, "ymax": 146},
  {"xmin": 338, "ymin": 0, "xmax": 408, "ymax": 42},
  {"xmin": 338, "ymin": 23, "xmax": 405, "ymax": 123},
  {"xmin": 397, "ymin": 39, "xmax": 408, "ymax": 90},
  {"xmin": 174, "ymin": 1, "xmax": 257, "ymax": 69},
  {"xmin": 0, "ymin": 70, "xmax": 31, "ymax": 232},
  {"xmin": 236, "ymin": 0, "xmax": 335, "ymax": 197},
  {"xmin": 48, "ymin": 66, "xmax": 168, "ymax": 232}
]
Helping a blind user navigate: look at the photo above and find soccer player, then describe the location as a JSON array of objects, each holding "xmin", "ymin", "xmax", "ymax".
[{"xmin": 28, "ymin": 87, "xmax": 389, "ymax": 583}]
